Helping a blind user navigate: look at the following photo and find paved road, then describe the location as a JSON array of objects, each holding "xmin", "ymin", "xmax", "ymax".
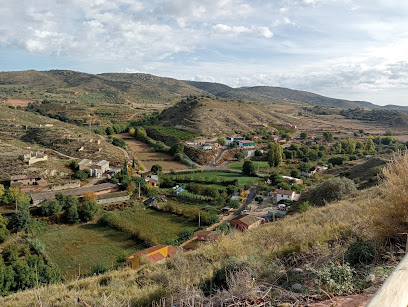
[{"xmin": 235, "ymin": 184, "xmax": 258, "ymax": 216}]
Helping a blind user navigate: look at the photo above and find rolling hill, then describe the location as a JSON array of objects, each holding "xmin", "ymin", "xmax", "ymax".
[{"xmin": 185, "ymin": 81, "xmax": 376, "ymax": 109}]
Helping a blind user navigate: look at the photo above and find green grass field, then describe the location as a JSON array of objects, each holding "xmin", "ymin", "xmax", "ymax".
[
  {"xmin": 228, "ymin": 161, "xmax": 270, "ymax": 171},
  {"xmin": 110, "ymin": 208, "xmax": 198, "ymax": 245},
  {"xmin": 37, "ymin": 223, "xmax": 142, "ymax": 280},
  {"xmin": 179, "ymin": 171, "xmax": 260, "ymax": 186}
]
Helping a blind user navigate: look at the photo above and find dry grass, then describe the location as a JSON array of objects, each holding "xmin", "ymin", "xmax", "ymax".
[{"xmin": 3, "ymin": 153, "xmax": 408, "ymax": 306}]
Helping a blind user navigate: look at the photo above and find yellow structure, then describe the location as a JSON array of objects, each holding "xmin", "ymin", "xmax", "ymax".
[{"xmin": 125, "ymin": 244, "xmax": 177, "ymax": 269}]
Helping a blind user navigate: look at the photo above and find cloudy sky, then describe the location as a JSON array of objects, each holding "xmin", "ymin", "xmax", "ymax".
[{"xmin": 0, "ymin": 0, "xmax": 407, "ymax": 105}]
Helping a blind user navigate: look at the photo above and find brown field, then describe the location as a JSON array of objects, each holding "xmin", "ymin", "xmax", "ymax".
[
  {"xmin": 5, "ymin": 98, "xmax": 34, "ymax": 109},
  {"xmin": 115, "ymin": 134, "xmax": 188, "ymax": 171}
]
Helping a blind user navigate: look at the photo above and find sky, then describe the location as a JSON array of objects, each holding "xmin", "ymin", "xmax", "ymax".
[{"xmin": 0, "ymin": 0, "xmax": 408, "ymax": 106}]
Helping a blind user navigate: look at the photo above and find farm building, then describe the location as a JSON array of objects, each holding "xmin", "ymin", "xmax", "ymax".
[
  {"xmin": 31, "ymin": 183, "xmax": 119, "ymax": 205},
  {"xmin": 125, "ymin": 245, "xmax": 177, "ymax": 269},
  {"xmin": 238, "ymin": 140, "xmax": 255, "ymax": 148},
  {"xmin": 78, "ymin": 159, "xmax": 93, "ymax": 170},
  {"xmin": 225, "ymin": 135, "xmax": 244, "ymax": 145},
  {"xmin": 89, "ymin": 160, "xmax": 110, "ymax": 178},
  {"xmin": 10, "ymin": 174, "xmax": 47, "ymax": 192},
  {"xmin": 230, "ymin": 214, "xmax": 263, "ymax": 231}
]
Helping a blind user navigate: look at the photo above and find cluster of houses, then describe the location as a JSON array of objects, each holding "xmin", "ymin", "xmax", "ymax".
[
  {"xmin": 19, "ymin": 151, "xmax": 48, "ymax": 165},
  {"xmin": 225, "ymin": 135, "xmax": 255, "ymax": 148},
  {"xmin": 78, "ymin": 159, "xmax": 121, "ymax": 178}
]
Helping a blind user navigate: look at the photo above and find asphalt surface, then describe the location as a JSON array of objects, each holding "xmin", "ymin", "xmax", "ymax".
[{"xmin": 235, "ymin": 184, "xmax": 258, "ymax": 216}]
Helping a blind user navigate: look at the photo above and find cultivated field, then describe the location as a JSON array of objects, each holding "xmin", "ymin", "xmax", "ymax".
[
  {"xmin": 105, "ymin": 207, "xmax": 197, "ymax": 245},
  {"xmin": 37, "ymin": 223, "xmax": 142, "ymax": 279},
  {"xmin": 4, "ymin": 98, "xmax": 34, "ymax": 108},
  {"xmin": 115, "ymin": 133, "xmax": 187, "ymax": 171},
  {"xmin": 228, "ymin": 161, "xmax": 269, "ymax": 171}
]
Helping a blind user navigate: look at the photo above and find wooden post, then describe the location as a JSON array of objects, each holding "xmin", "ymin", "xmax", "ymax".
[{"xmin": 367, "ymin": 253, "xmax": 408, "ymax": 306}]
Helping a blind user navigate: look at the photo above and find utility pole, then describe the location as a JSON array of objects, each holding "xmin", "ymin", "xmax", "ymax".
[
  {"xmin": 138, "ymin": 182, "xmax": 141, "ymax": 199},
  {"xmin": 198, "ymin": 212, "xmax": 201, "ymax": 228}
]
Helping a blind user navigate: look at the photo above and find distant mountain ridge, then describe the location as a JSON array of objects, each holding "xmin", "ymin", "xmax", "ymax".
[
  {"xmin": 185, "ymin": 81, "xmax": 378, "ymax": 109},
  {"xmin": 0, "ymin": 69, "xmax": 407, "ymax": 111}
]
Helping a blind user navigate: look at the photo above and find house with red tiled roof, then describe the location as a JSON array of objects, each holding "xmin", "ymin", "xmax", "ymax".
[
  {"xmin": 229, "ymin": 214, "xmax": 263, "ymax": 231},
  {"xmin": 124, "ymin": 245, "xmax": 177, "ymax": 269}
]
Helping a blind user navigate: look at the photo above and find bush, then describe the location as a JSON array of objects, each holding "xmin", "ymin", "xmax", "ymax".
[
  {"xmin": 177, "ymin": 228, "xmax": 194, "ymax": 242},
  {"xmin": 78, "ymin": 201, "xmax": 99, "ymax": 222},
  {"xmin": 66, "ymin": 205, "xmax": 80, "ymax": 224},
  {"xmin": 309, "ymin": 177, "xmax": 358, "ymax": 206},
  {"xmin": 41, "ymin": 200, "xmax": 63, "ymax": 216},
  {"xmin": 112, "ymin": 137, "xmax": 127, "ymax": 149},
  {"xmin": 29, "ymin": 238, "xmax": 46, "ymax": 255},
  {"xmin": 91, "ymin": 263, "xmax": 108, "ymax": 275},
  {"xmin": 75, "ymin": 169, "xmax": 90, "ymax": 181},
  {"xmin": 308, "ymin": 262, "xmax": 354, "ymax": 295},
  {"xmin": 298, "ymin": 201, "xmax": 310, "ymax": 213},
  {"xmin": 345, "ymin": 238, "xmax": 375, "ymax": 265}
]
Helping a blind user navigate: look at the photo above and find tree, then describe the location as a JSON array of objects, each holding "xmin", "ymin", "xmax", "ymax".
[
  {"xmin": 334, "ymin": 142, "xmax": 342, "ymax": 154},
  {"xmin": 242, "ymin": 160, "xmax": 256, "ymax": 176},
  {"xmin": 78, "ymin": 201, "xmax": 99, "ymax": 222},
  {"xmin": 127, "ymin": 181, "xmax": 137, "ymax": 196},
  {"xmin": 323, "ymin": 131, "xmax": 333, "ymax": 142},
  {"xmin": 135, "ymin": 127, "xmax": 147, "ymax": 140},
  {"xmin": 309, "ymin": 177, "xmax": 358, "ymax": 206},
  {"xmin": 82, "ymin": 191, "xmax": 97, "ymax": 202},
  {"xmin": 132, "ymin": 158, "xmax": 136, "ymax": 169},
  {"xmin": 105, "ymin": 126, "xmax": 114, "ymax": 135},
  {"xmin": 66, "ymin": 205, "xmax": 79, "ymax": 224},
  {"xmin": 255, "ymin": 150, "xmax": 262, "ymax": 156},
  {"xmin": 255, "ymin": 196, "xmax": 264, "ymax": 204},
  {"xmin": 290, "ymin": 169, "xmax": 301, "ymax": 178},
  {"xmin": 122, "ymin": 160, "xmax": 128, "ymax": 176},
  {"xmin": 128, "ymin": 127, "xmax": 136, "ymax": 136},
  {"xmin": 0, "ymin": 214, "xmax": 9, "ymax": 243},
  {"xmin": 74, "ymin": 169, "xmax": 89, "ymax": 181},
  {"xmin": 151, "ymin": 164, "xmax": 162, "ymax": 175},
  {"xmin": 41, "ymin": 200, "xmax": 63, "ymax": 216},
  {"xmin": 218, "ymin": 138, "xmax": 226, "ymax": 146},
  {"xmin": 300, "ymin": 132, "xmax": 308, "ymax": 140},
  {"xmin": 365, "ymin": 138, "xmax": 376, "ymax": 153},
  {"xmin": 342, "ymin": 138, "xmax": 356, "ymax": 154},
  {"xmin": 268, "ymin": 143, "xmax": 283, "ymax": 167},
  {"xmin": 68, "ymin": 160, "xmax": 78, "ymax": 171},
  {"xmin": 13, "ymin": 205, "xmax": 31, "ymax": 233},
  {"xmin": 234, "ymin": 152, "xmax": 244, "ymax": 161},
  {"xmin": 171, "ymin": 143, "xmax": 184, "ymax": 156}
]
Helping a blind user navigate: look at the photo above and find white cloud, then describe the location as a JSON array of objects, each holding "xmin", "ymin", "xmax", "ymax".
[{"xmin": 212, "ymin": 24, "xmax": 273, "ymax": 38}]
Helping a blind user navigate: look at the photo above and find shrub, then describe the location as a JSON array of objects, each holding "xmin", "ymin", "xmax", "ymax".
[
  {"xmin": 309, "ymin": 177, "xmax": 358, "ymax": 206},
  {"xmin": 75, "ymin": 169, "xmax": 90, "ymax": 181},
  {"xmin": 308, "ymin": 262, "xmax": 354, "ymax": 295},
  {"xmin": 345, "ymin": 238, "xmax": 375, "ymax": 265},
  {"xmin": 41, "ymin": 200, "xmax": 63, "ymax": 216},
  {"xmin": 91, "ymin": 263, "xmax": 108, "ymax": 275},
  {"xmin": 66, "ymin": 205, "xmax": 80, "ymax": 224},
  {"xmin": 29, "ymin": 238, "xmax": 46, "ymax": 255},
  {"xmin": 177, "ymin": 228, "xmax": 194, "ymax": 242},
  {"xmin": 78, "ymin": 201, "xmax": 99, "ymax": 222},
  {"xmin": 298, "ymin": 201, "xmax": 310, "ymax": 213}
]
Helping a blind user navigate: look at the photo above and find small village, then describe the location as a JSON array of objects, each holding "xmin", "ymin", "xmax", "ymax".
[{"xmin": 0, "ymin": 118, "xmax": 394, "ymax": 280}]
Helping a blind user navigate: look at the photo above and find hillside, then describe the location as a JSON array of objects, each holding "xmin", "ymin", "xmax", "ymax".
[
  {"xmin": 1, "ymin": 154, "xmax": 407, "ymax": 306},
  {"xmin": 0, "ymin": 105, "xmax": 125, "ymax": 183},
  {"xmin": 186, "ymin": 81, "xmax": 376, "ymax": 109},
  {"xmin": 158, "ymin": 96, "xmax": 297, "ymax": 134}
]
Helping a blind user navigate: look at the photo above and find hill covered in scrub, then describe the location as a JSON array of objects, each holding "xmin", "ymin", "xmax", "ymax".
[
  {"xmin": 2, "ymin": 154, "xmax": 407, "ymax": 306},
  {"xmin": 186, "ymin": 81, "xmax": 376, "ymax": 109},
  {"xmin": 158, "ymin": 96, "xmax": 297, "ymax": 134},
  {"xmin": 0, "ymin": 70, "xmax": 206, "ymax": 104}
]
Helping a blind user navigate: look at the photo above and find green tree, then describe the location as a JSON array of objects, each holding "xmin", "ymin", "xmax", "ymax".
[
  {"xmin": 128, "ymin": 127, "xmax": 135, "ymax": 136},
  {"xmin": 365, "ymin": 138, "xmax": 376, "ymax": 153},
  {"xmin": 0, "ymin": 184, "xmax": 5, "ymax": 202},
  {"xmin": 300, "ymin": 132, "xmax": 308, "ymax": 140},
  {"xmin": 66, "ymin": 205, "xmax": 79, "ymax": 224},
  {"xmin": 334, "ymin": 142, "xmax": 342, "ymax": 154},
  {"xmin": 218, "ymin": 138, "xmax": 226, "ymax": 146},
  {"xmin": 41, "ymin": 200, "xmax": 62, "ymax": 216},
  {"xmin": 135, "ymin": 127, "xmax": 147, "ymax": 140},
  {"xmin": 171, "ymin": 143, "xmax": 184, "ymax": 155},
  {"xmin": 323, "ymin": 131, "xmax": 333, "ymax": 142},
  {"xmin": 242, "ymin": 160, "xmax": 256, "ymax": 176},
  {"xmin": 255, "ymin": 196, "xmax": 264, "ymax": 204},
  {"xmin": 268, "ymin": 143, "xmax": 283, "ymax": 167},
  {"xmin": 342, "ymin": 138, "xmax": 357, "ymax": 154},
  {"xmin": 0, "ymin": 214, "xmax": 9, "ymax": 243},
  {"xmin": 234, "ymin": 152, "xmax": 244, "ymax": 161},
  {"xmin": 78, "ymin": 201, "xmax": 99, "ymax": 222},
  {"xmin": 151, "ymin": 164, "xmax": 162, "ymax": 175},
  {"xmin": 13, "ymin": 205, "xmax": 31, "ymax": 233},
  {"xmin": 105, "ymin": 126, "xmax": 115, "ymax": 135}
]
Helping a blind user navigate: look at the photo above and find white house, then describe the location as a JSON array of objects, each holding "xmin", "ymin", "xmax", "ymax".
[
  {"xmin": 201, "ymin": 144, "xmax": 214, "ymax": 150},
  {"xmin": 273, "ymin": 189, "xmax": 296, "ymax": 204},
  {"xmin": 238, "ymin": 140, "xmax": 255, "ymax": 148},
  {"xmin": 89, "ymin": 160, "xmax": 110, "ymax": 178},
  {"xmin": 225, "ymin": 136, "xmax": 244, "ymax": 145}
]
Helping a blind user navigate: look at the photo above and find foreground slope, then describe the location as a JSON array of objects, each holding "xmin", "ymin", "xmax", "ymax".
[{"xmin": 4, "ymin": 152, "xmax": 407, "ymax": 306}]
